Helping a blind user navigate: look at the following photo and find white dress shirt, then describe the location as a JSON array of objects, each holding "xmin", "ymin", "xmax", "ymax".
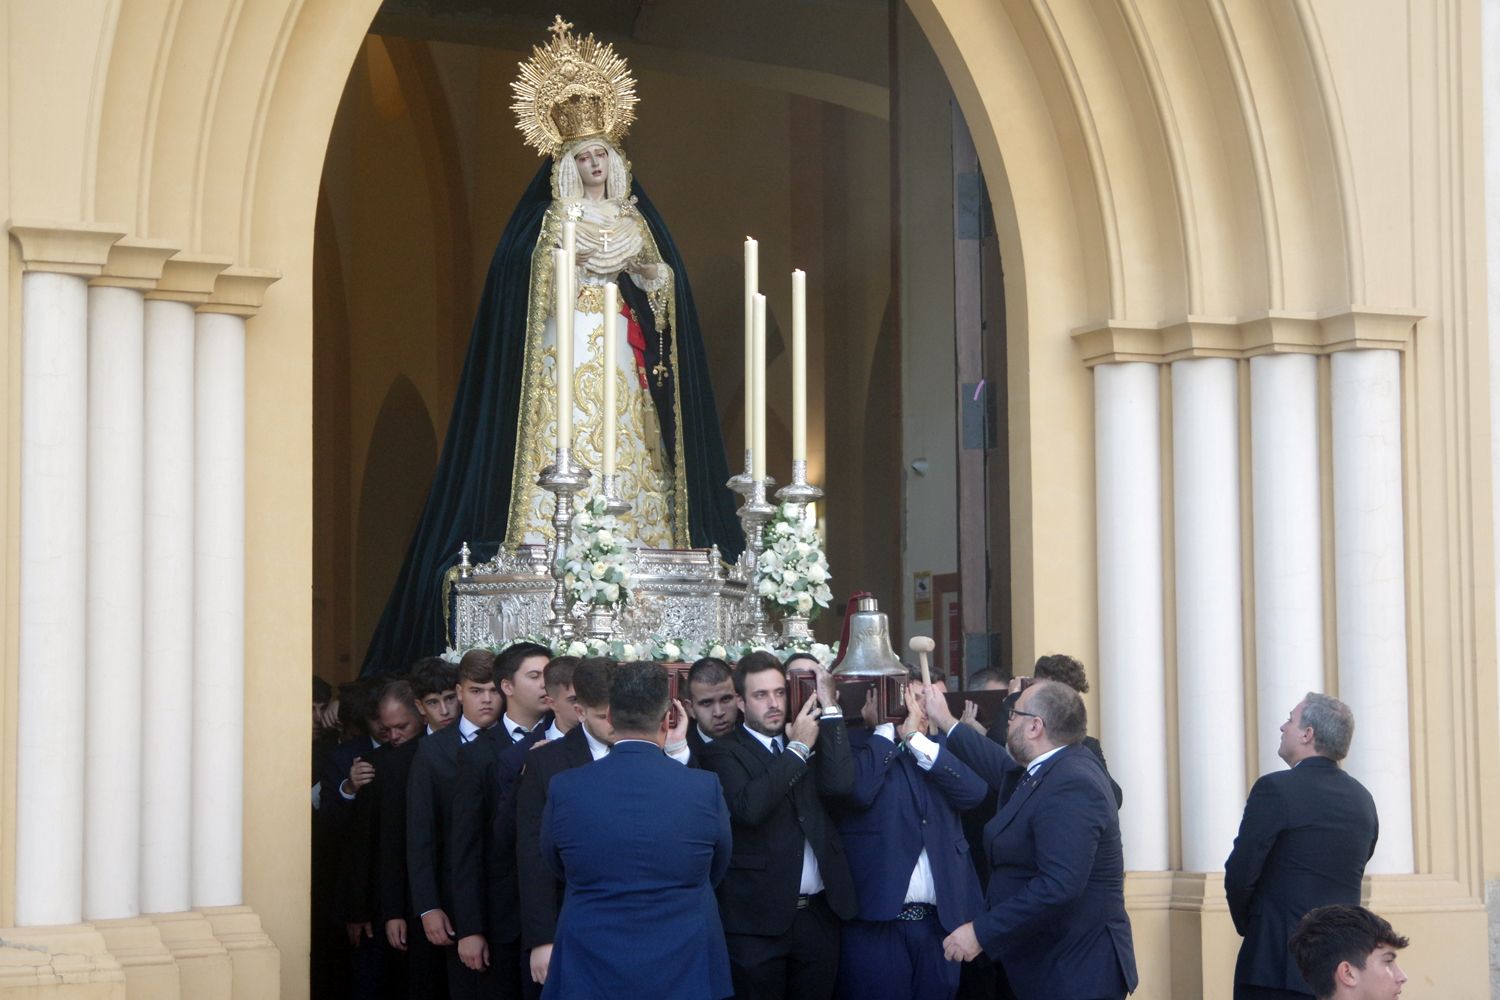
[{"xmin": 500, "ymin": 712, "xmax": 535, "ymax": 743}]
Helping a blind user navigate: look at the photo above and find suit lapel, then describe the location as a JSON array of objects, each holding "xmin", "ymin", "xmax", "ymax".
[{"xmin": 988, "ymin": 747, "xmax": 1067, "ymax": 836}]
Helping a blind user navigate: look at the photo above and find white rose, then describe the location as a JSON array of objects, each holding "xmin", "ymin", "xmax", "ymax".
[
  {"xmin": 591, "ymin": 561, "xmax": 608, "ymax": 579},
  {"xmin": 806, "ymin": 564, "xmax": 828, "ymax": 584},
  {"xmin": 603, "ymin": 582, "xmax": 620, "ymax": 603},
  {"xmin": 796, "ymin": 592, "xmax": 814, "ymax": 613},
  {"xmin": 662, "ymin": 641, "xmax": 681, "ymax": 659},
  {"xmin": 709, "ymin": 644, "xmax": 727, "ymax": 658},
  {"xmin": 621, "ymin": 642, "xmax": 637, "ymax": 658},
  {"xmin": 810, "ymin": 642, "xmax": 832, "ymax": 663},
  {"xmin": 795, "ymin": 541, "xmax": 812, "ymax": 557},
  {"xmin": 566, "ymin": 640, "xmax": 588, "ymax": 657},
  {"xmin": 595, "ymin": 528, "xmax": 613, "ymax": 546},
  {"xmin": 758, "ymin": 578, "xmax": 778, "ymax": 596}
]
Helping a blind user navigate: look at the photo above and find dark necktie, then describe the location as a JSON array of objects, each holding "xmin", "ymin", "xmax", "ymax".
[
  {"xmin": 770, "ymin": 737, "xmax": 783, "ymax": 756},
  {"xmin": 513, "ymin": 726, "xmax": 528, "ymax": 742}
]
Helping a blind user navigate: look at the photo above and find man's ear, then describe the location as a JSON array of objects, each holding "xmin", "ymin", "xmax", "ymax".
[
  {"xmin": 1335, "ymin": 959, "xmax": 1359, "ymax": 988},
  {"xmin": 500, "ymin": 677, "xmax": 514, "ymax": 698}
]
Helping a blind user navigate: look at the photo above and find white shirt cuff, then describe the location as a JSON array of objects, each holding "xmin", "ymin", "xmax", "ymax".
[
  {"xmin": 874, "ymin": 722, "xmax": 897, "ymax": 742},
  {"xmin": 905, "ymin": 733, "xmax": 939, "ymax": 770}
]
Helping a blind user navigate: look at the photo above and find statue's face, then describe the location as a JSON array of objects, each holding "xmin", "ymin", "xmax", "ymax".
[{"xmin": 574, "ymin": 143, "xmax": 609, "ymax": 197}]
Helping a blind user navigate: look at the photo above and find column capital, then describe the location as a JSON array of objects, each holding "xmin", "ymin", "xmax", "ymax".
[
  {"xmin": 198, "ymin": 267, "xmax": 281, "ymax": 317},
  {"xmin": 1073, "ymin": 307, "xmax": 1425, "ymax": 366},
  {"xmin": 7, "ymin": 220, "xmax": 125, "ymax": 276},
  {"xmin": 91, "ymin": 237, "xmax": 180, "ymax": 290},
  {"xmin": 146, "ymin": 254, "xmax": 233, "ymax": 304}
]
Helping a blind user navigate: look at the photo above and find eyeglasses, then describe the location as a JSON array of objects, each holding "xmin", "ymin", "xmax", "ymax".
[{"xmin": 1008, "ymin": 708, "xmax": 1040, "ymax": 723}]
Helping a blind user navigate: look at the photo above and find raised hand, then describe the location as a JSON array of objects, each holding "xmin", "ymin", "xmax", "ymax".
[
  {"xmin": 860, "ymin": 687, "xmax": 880, "ymax": 729},
  {"xmin": 786, "ymin": 691, "xmax": 822, "ymax": 751},
  {"xmin": 898, "ymin": 683, "xmax": 928, "ymax": 740},
  {"xmin": 922, "ymin": 681, "xmax": 957, "ymax": 734},
  {"xmin": 959, "ymin": 700, "xmax": 985, "ymax": 735}
]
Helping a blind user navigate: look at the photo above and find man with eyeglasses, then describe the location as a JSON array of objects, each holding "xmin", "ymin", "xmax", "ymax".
[{"xmin": 924, "ymin": 680, "xmax": 1138, "ymax": 1000}]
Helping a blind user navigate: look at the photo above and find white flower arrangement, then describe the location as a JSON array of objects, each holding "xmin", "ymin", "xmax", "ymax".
[
  {"xmin": 560, "ymin": 495, "xmax": 632, "ymax": 611},
  {"xmin": 754, "ymin": 502, "xmax": 834, "ymax": 619},
  {"xmin": 446, "ymin": 636, "xmax": 840, "ymax": 666}
]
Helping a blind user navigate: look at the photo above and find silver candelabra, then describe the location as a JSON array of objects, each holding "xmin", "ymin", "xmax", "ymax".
[
  {"xmin": 737, "ymin": 477, "xmax": 776, "ymax": 647},
  {"xmin": 538, "ymin": 447, "xmax": 591, "ymax": 640}
]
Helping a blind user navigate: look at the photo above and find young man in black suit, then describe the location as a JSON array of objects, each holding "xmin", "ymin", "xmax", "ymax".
[
  {"xmin": 698, "ymin": 652, "xmax": 857, "ymax": 1000},
  {"xmin": 445, "ymin": 642, "xmax": 558, "ymax": 999},
  {"xmin": 683, "ymin": 656, "xmax": 739, "ymax": 756},
  {"xmin": 1288, "ymin": 906, "xmax": 1409, "ymax": 1000},
  {"xmin": 407, "ymin": 649, "xmax": 501, "ymax": 1000},
  {"xmin": 1226, "ymin": 694, "xmax": 1379, "ymax": 1000}
]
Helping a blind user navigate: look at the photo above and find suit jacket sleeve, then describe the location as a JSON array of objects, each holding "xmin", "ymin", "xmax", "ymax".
[
  {"xmin": 342, "ymin": 773, "xmax": 379, "ymax": 923},
  {"xmin": 709, "ymin": 780, "xmax": 732, "ymax": 887},
  {"xmin": 376, "ymin": 750, "xmax": 412, "ymax": 924},
  {"xmin": 845, "ymin": 731, "xmax": 901, "ymax": 811},
  {"xmin": 971, "ymin": 767, "xmax": 1111, "ymax": 955},
  {"xmin": 1224, "ymin": 776, "xmax": 1288, "ymax": 936},
  {"xmin": 701, "ymin": 740, "xmax": 813, "ymax": 826},
  {"xmin": 813, "ymin": 716, "xmax": 854, "ymax": 799},
  {"xmin": 447, "ymin": 743, "xmax": 488, "ymax": 939},
  {"xmin": 406, "ymin": 747, "xmax": 442, "ymax": 916},
  {"xmin": 926, "ymin": 736, "xmax": 990, "ymax": 813},
  {"xmin": 516, "ymin": 756, "xmax": 562, "ymax": 949},
  {"xmin": 539, "ymin": 790, "xmax": 562, "ymax": 882},
  {"xmin": 945, "ymin": 722, "xmax": 1023, "ymax": 794},
  {"xmin": 1084, "ymin": 735, "xmax": 1124, "ymax": 809}
]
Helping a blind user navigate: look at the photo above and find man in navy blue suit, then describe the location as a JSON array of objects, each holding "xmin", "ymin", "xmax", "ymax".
[
  {"xmin": 925, "ymin": 680, "xmax": 1137, "ymax": 1000},
  {"xmin": 540, "ymin": 660, "xmax": 733, "ymax": 1000},
  {"xmin": 835, "ymin": 683, "xmax": 987, "ymax": 1000},
  {"xmin": 1226, "ymin": 694, "xmax": 1378, "ymax": 1000}
]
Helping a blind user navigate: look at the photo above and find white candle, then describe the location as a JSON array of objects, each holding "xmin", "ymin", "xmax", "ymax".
[
  {"xmin": 603, "ymin": 281, "xmax": 618, "ymax": 477},
  {"xmin": 554, "ymin": 248, "xmax": 572, "ymax": 449},
  {"xmin": 753, "ymin": 293, "xmax": 767, "ymax": 482},
  {"xmin": 744, "ymin": 238, "xmax": 758, "ymax": 461},
  {"xmin": 562, "ymin": 220, "xmax": 577, "ymax": 304},
  {"xmin": 792, "ymin": 269, "xmax": 807, "ymax": 463}
]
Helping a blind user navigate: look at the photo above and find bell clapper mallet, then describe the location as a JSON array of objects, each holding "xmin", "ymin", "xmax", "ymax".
[{"xmin": 908, "ymin": 636, "xmax": 936, "ymax": 734}]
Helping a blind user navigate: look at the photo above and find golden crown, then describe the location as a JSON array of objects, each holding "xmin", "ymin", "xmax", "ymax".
[{"xmin": 511, "ymin": 16, "xmax": 638, "ymax": 158}]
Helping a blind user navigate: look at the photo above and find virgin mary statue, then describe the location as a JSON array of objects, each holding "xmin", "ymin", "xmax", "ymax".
[{"xmin": 361, "ymin": 17, "xmax": 742, "ymax": 674}]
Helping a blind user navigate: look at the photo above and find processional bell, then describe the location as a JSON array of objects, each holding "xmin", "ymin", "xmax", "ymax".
[{"xmin": 830, "ymin": 596, "xmax": 907, "ymax": 678}]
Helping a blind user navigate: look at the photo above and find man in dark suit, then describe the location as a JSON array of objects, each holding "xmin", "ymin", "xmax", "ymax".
[
  {"xmin": 1226, "ymin": 693, "xmax": 1379, "ymax": 1000},
  {"xmin": 407, "ymin": 649, "xmax": 501, "ymax": 1000},
  {"xmin": 698, "ymin": 652, "xmax": 857, "ymax": 1000},
  {"xmin": 926, "ymin": 680, "xmax": 1138, "ymax": 1000},
  {"xmin": 683, "ymin": 656, "xmax": 739, "ymax": 756},
  {"xmin": 445, "ymin": 642, "xmax": 555, "ymax": 999},
  {"xmin": 376, "ymin": 659, "xmax": 458, "ymax": 1000},
  {"xmin": 835, "ymin": 683, "xmax": 987, "ymax": 1000},
  {"xmin": 540, "ymin": 660, "xmax": 733, "ymax": 1000},
  {"xmin": 515, "ymin": 657, "xmax": 614, "ymax": 992}
]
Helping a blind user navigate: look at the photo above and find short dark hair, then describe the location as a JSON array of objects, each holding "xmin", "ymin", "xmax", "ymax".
[
  {"xmin": 966, "ymin": 667, "xmax": 1006, "ymax": 690},
  {"xmin": 733, "ymin": 651, "xmax": 785, "ymax": 696},
  {"xmin": 687, "ymin": 657, "xmax": 732, "ymax": 691},
  {"xmin": 1026, "ymin": 680, "xmax": 1087, "ymax": 745},
  {"xmin": 457, "ymin": 649, "xmax": 496, "ymax": 686},
  {"xmin": 313, "ymin": 675, "xmax": 333, "ymax": 703},
  {"xmin": 337, "ymin": 678, "xmax": 382, "ymax": 737},
  {"xmin": 609, "ymin": 661, "xmax": 671, "ymax": 734},
  {"xmin": 377, "ymin": 678, "xmax": 418, "ymax": 713},
  {"xmin": 783, "ymin": 651, "xmax": 819, "ymax": 671},
  {"xmin": 495, "ymin": 642, "xmax": 552, "ymax": 684},
  {"xmin": 1290, "ymin": 905, "xmax": 1409, "ymax": 999},
  {"xmin": 410, "ymin": 657, "xmax": 458, "ymax": 699},
  {"xmin": 1033, "ymin": 653, "xmax": 1090, "ymax": 694},
  {"xmin": 543, "ymin": 656, "xmax": 580, "ymax": 692},
  {"xmin": 571, "ymin": 657, "xmax": 614, "ymax": 708}
]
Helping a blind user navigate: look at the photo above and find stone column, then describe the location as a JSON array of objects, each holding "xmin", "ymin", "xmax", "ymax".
[
  {"xmin": 82, "ymin": 241, "xmax": 177, "ymax": 924},
  {"xmin": 1093, "ymin": 362, "xmax": 1170, "ymax": 870},
  {"xmin": 1171, "ymin": 357, "xmax": 1247, "ymax": 872},
  {"xmin": 1248, "ymin": 353, "xmax": 1326, "ymax": 776},
  {"xmin": 8, "ymin": 223, "xmax": 122, "ymax": 928},
  {"xmin": 1330, "ymin": 349, "xmax": 1414, "ymax": 874},
  {"xmin": 141, "ymin": 258, "xmax": 228, "ymax": 915},
  {"xmin": 191, "ymin": 310, "xmax": 247, "ymax": 907}
]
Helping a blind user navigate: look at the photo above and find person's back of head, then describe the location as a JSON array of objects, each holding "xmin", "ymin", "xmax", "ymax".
[
  {"xmin": 966, "ymin": 667, "xmax": 1007, "ymax": 692},
  {"xmin": 1289, "ymin": 905, "xmax": 1408, "ymax": 999},
  {"xmin": 1033, "ymin": 653, "xmax": 1090, "ymax": 694},
  {"xmin": 608, "ymin": 661, "xmax": 672, "ymax": 739},
  {"xmin": 337, "ymin": 678, "xmax": 382, "ymax": 740}
]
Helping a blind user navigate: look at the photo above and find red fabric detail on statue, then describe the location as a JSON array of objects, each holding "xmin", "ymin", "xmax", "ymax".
[{"xmin": 624, "ymin": 305, "xmax": 648, "ymax": 388}]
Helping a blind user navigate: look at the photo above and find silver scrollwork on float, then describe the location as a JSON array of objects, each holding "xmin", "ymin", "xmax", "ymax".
[{"xmin": 452, "ymin": 543, "xmax": 750, "ymax": 648}]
